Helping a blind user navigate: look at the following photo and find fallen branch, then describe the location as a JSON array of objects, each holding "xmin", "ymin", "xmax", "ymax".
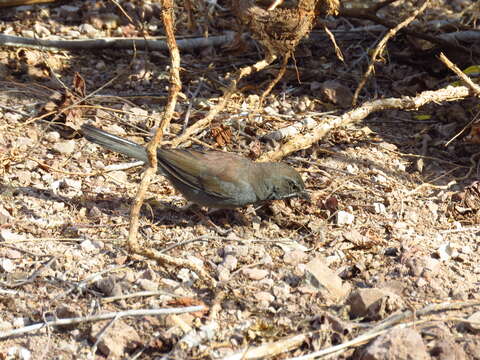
[
  {"xmin": 0, "ymin": 32, "xmax": 236, "ymax": 52},
  {"xmin": 259, "ymin": 84, "xmax": 474, "ymax": 161},
  {"xmin": 120, "ymin": 0, "xmax": 215, "ymax": 286},
  {"xmin": 340, "ymin": 3, "xmax": 477, "ymax": 56}
]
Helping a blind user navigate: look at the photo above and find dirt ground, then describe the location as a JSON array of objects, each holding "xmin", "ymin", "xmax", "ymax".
[{"xmin": 0, "ymin": 0, "xmax": 479, "ymax": 359}]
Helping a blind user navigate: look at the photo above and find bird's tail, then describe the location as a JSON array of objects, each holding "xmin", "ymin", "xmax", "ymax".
[{"xmin": 81, "ymin": 124, "xmax": 148, "ymax": 163}]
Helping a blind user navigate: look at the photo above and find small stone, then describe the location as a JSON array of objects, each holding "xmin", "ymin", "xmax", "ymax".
[
  {"xmin": 373, "ymin": 202, "xmax": 386, "ymax": 214},
  {"xmin": 242, "ymin": 268, "xmax": 268, "ymax": 281},
  {"xmin": 137, "ymin": 279, "xmax": 158, "ymax": 292},
  {"xmin": 52, "ymin": 140, "xmax": 76, "ymax": 154},
  {"xmin": 178, "ymin": 268, "xmax": 198, "ymax": 283},
  {"xmin": 422, "ymin": 257, "xmax": 441, "ymax": 277},
  {"xmin": 0, "ymin": 258, "xmax": 15, "ymax": 273},
  {"xmin": 283, "ymin": 250, "xmax": 307, "ymax": 265},
  {"xmin": 16, "ymin": 170, "xmax": 31, "ymax": 185},
  {"xmin": 92, "ymin": 241, "xmax": 104, "ymax": 249},
  {"xmin": 222, "ymin": 254, "xmax": 238, "ymax": 271},
  {"xmin": 128, "ymin": 107, "xmax": 149, "ymax": 124},
  {"xmin": 21, "ymin": 30, "xmax": 35, "ymax": 38},
  {"xmin": 345, "ymin": 164, "xmax": 358, "ymax": 175},
  {"xmin": 18, "ymin": 347, "xmax": 32, "ymax": 360},
  {"xmin": 33, "ymin": 23, "xmax": 51, "ymax": 37},
  {"xmin": 255, "ymin": 291, "xmax": 274, "ymax": 303},
  {"xmin": 45, "ymin": 132, "xmax": 61, "ymax": 144},
  {"xmin": 336, "ymin": 210, "xmax": 354, "ymax": 225},
  {"xmin": 108, "ymin": 170, "xmax": 128, "ymax": 184},
  {"xmin": 347, "ymin": 288, "xmax": 404, "ymax": 320},
  {"xmin": 0, "ymin": 320, "xmax": 12, "ymax": 331},
  {"xmin": 464, "ymin": 312, "xmax": 480, "ymax": 333},
  {"xmin": 437, "ymin": 243, "xmax": 458, "ymax": 261},
  {"xmin": 305, "ymin": 257, "xmax": 350, "ymax": 302},
  {"xmin": 217, "ymin": 266, "xmax": 230, "ymax": 282},
  {"xmin": 13, "ymin": 317, "xmax": 29, "ymax": 328},
  {"xmin": 360, "ymin": 327, "xmax": 429, "ymax": 360},
  {"xmin": 90, "ymin": 320, "xmax": 141, "ymax": 358},
  {"xmin": 80, "ymin": 240, "xmax": 97, "ymax": 252},
  {"xmin": 372, "ymin": 174, "xmax": 387, "ymax": 183},
  {"xmin": 79, "ymin": 23, "xmax": 97, "ymax": 36},
  {"xmin": 0, "ymin": 205, "xmax": 12, "ymax": 224}
]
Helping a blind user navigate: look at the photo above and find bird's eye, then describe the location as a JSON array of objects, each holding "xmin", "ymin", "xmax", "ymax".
[{"xmin": 288, "ymin": 179, "xmax": 298, "ymax": 192}]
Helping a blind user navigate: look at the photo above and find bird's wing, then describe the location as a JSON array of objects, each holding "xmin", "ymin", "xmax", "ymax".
[{"xmin": 157, "ymin": 149, "xmax": 248, "ymax": 199}]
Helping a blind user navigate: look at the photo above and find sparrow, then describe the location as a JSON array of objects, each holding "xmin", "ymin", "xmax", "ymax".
[{"xmin": 81, "ymin": 124, "xmax": 309, "ymax": 209}]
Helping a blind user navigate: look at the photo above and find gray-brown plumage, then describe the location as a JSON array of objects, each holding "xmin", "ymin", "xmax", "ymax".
[{"xmin": 81, "ymin": 124, "xmax": 309, "ymax": 209}]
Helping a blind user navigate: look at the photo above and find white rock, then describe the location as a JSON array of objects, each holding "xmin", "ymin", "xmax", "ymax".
[
  {"xmin": 373, "ymin": 202, "xmax": 386, "ymax": 214},
  {"xmin": 53, "ymin": 140, "xmax": 76, "ymax": 154},
  {"xmin": 80, "ymin": 240, "xmax": 96, "ymax": 252},
  {"xmin": 0, "ymin": 258, "xmax": 15, "ymax": 272},
  {"xmin": 336, "ymin": 210, "xmax": 354, "ymax": 225},
  {"xmin": 346, "ymin": 164, "xmax": 358, "ymax": 174},
  {"xmin": 438, "ymin": 243, "xmax": 458, "ymax": 261}
]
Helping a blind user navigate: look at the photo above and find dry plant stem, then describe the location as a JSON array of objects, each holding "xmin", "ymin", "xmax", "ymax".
[
  {"xmin": 352, "ymin": 0, "xmax": 430, "ymax": 106},
  {"xmin": 259, "ymin": 84, "xmax": 472, "ymax": 161},
  {"xmin": 127, "ymin": 0, "xmax": 180, "ymax": 253},
  {"xmin": 260, "ymin": 54, "xmax": 289, "ymax": 106},
  {"xmin": 0, "ymin": 0, "xmax": 54, "ymax": 6},
  {"xmin": 439, "ymin": 52, "xmax": 480, "ymax": 95},
  {"xmin": 102, "ymin": 290, "xmax": 178, "ymax": 303},
  {"xmin": 122, "ymin": 1, "xmax": 217, "ymax": 286},
  {"xmin": 0, "ymin": 306, "xmax": 205, "ymax": 340},
  {"xmin": 171, "ymin": 53, "xmax": 277, "ymax": 147}
]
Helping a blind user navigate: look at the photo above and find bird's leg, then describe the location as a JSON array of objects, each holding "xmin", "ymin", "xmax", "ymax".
[{"xmin": 190, "ymin": 205, "xmax": 233, "ymax": 236}]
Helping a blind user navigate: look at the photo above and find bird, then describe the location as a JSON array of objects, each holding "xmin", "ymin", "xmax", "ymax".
[{"xmin": 81, "ymin": 124, "xmax": 309, "ymax": 209}]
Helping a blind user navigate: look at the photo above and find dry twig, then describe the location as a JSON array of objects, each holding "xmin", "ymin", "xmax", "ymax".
[
  {"xmin": 0, "ymin": 306, "xmax": 205, "ymax": 340},
  {"xmin": 353, "ymin": 0, "xmax": 431, "ymax": 105}
]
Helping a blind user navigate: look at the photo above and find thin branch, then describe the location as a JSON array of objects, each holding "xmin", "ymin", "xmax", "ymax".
[
  {"xmin": 353, "ymin": 0, "xmax": 431, "ymax": 105},
  {"xmin": 170, "ymin": 53, "xmax": 277, "ymax": 147},
  {"xmin": 0, "ymin": 306, "xmax": 205, "ymax": 340},
  {"xmin": 127, "ymin": 0, "xmax": 181, "ymax": 253},
  {"xmin": 439, "ymin": 52, "xmax": 480, "ymax": 95}
]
